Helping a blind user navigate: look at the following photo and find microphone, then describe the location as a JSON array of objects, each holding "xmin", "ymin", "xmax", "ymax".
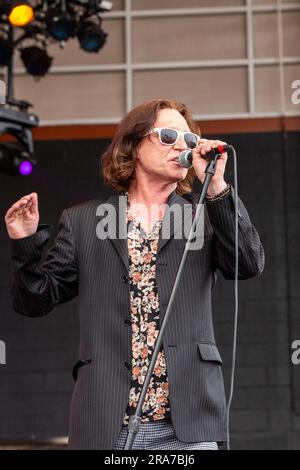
[{"xmin": 178, "ymin": 144, "xmax": 232, "ymax": 168}]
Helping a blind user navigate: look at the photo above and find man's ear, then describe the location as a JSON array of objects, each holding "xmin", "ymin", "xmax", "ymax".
[{"xmin": 135, "ymin": 142, "xmax": 142, "ymax": 161}]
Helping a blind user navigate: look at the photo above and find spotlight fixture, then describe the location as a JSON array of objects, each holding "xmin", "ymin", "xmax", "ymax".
[
  {"xmin": 78, "ymin": 20, "xmax": 107, "ymax": 53},
  {"xmin": 45, "ymin": 7, "xmax": 77, "ymax": 41},
  {"xmin": 8, "ymin": 2, "xmax": 35, "ymax": 27},
  {"xmin": 20, "ymin": 45, "xmax": 53, "ymax": 77},
  {"xmin": 0, "ymin": 105, "xmax": 38, "ymax": 176},
  {"xmin": 0, "ymin": 142, "xmax": 34, "ymax": 176}
]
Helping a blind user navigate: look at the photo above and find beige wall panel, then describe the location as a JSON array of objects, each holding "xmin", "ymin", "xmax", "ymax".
[
  {"xmin": 132, "ymin": 0, "xmax": 245, "ymax": 9},
  {"xmin": 14, "ymin": 19, "xmax": 125, "ymax": 68},
  {"xmin": 284, "ymin": 64, "xmax": 300, "ymax": 111},
  {"xmin": 254, "ymin": 13, "xmax": 279, "ymax": 58},
  {"xmin": 255, "ymin": 66, "xmax": 280, "ymax": 112},
  {"xmin": 112, "ymin": 0, "xmax": 124, "ymax": 9},
  {"xmin": 254, "ymin": 0, "xmax": 300, "ymax": 7},
  {"xmin": 14, "ymin": 73, "xmax": 125, "ymax": 121},
  {"xmin": 134, "ymin": 68, "xmax": 248, "ymax": 115},
  {"xmin": 133, "ymin": 15, "xmax": 246, "ymax": 62},
  {"xmin": 253, "ymin": 0, "xmax": 276, "ymax": 5},
  {"xmin": 282, "ymin": 12, "xmax": 300, "ymax": 57}
]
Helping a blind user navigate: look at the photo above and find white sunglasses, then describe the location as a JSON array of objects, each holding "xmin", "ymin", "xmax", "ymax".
[{"xmin": 146, "ymin": 127, "xmax": 200, "ymax": 150}]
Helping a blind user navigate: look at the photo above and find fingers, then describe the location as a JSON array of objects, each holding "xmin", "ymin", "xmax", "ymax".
[
  {"xmin": 29, "ymin": 192, "xmax": 38, "ymax": 214},
  {"xmin": 198, "ymin": 139, "xmax": 227, "ymax": 157},
  {"xmin": 5, "ymin": 193, "xmax": 38, "ymax": 219}
]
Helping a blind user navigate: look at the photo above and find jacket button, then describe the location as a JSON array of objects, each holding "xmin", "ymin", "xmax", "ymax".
[
  {"xmin": 122, "ymin": 275, "xmax": 128, "ymax": 283},
  {"xmin": 124, "ymin": 319, "xmax": 131, "ymax": 326},
  {"xmin": 124, "ymin": 361, "xmax": 131, "ymax": 370}
]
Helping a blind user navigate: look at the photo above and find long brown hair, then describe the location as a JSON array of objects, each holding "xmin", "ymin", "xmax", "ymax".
[{"xmin": 101, "ymin": 98, "xmax": 200, "ymax": 195}]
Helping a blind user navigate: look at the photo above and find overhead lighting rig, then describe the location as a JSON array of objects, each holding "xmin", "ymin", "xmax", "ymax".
[
  {"xmin": 0, "ymin": 1, "xmax": 112, "ymax": 76},
  {"xmin": 0, "ymin": 1, "xmax": 112, "ymax": 175}
]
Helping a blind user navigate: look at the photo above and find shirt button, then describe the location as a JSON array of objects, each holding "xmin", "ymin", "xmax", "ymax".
[
  {"xmin": 124, "ymin": 319, "xmax": 131, "ymax": 326},
  {"xmin": 122, "ymin": 275, "xmax": 128, "ymax": 283},
  {"xmin": 124, "ymin": 361, "xmax": 131, "ymax": 370}
]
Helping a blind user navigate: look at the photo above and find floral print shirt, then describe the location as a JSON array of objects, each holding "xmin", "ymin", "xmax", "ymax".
[{"xmin": 123, "ymin": 198, "xmax": 171, "ymax": 425}]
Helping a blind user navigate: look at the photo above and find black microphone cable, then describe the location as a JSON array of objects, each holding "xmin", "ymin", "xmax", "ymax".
[{"xmin": 225, "ymin": 145, "xmax": 239, "ymax": 451}]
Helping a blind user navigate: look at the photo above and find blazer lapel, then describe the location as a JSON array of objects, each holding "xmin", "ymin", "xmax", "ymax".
[
  {"xmin": 158, "ymin": 190, "xmax": 193, "ymax": 253},
  {"xmin": 99, "ymin": 193, "xmax": 129, "ymax": 270}
]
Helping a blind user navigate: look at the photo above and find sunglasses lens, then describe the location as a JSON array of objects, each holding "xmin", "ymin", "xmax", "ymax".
[
  {"xmin": 184, "ymin": 133, "xmax": 198, "ymax": 149},
  {"xmin": 160, "ymin": 128, "xmax": 178, "ymax": 145}
]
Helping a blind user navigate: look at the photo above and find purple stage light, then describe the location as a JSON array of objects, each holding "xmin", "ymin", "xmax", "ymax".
[{"xmin": 19, "ymin": 160, "xmax": 33, "ymax": 175}]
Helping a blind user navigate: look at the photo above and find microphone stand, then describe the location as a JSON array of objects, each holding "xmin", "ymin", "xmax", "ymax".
[{"xmin": 124, "ymin": 153, "xmax": 220, "ymax": 450}]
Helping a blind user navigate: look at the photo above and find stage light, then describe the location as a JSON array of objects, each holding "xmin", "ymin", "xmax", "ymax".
[
  {"xmin": 77, "ymin": 21, "xmax": 107, "ymax": 53},
  {"xmin": 0, "ymin": 105, "xmax": 38, "ymax": 176},
  {"xmin": 46, "ymin": 7, "xmax": 77, "ymax": 41},
  {"xmin": 20, "ymin": 46, "xmax": 53, "ymax": 77},
  {"xmin": 19, "ymin": 159, "xmax": 33, "ymax": 175},
  {"xmin": 0, "ymin": 142, "xmax": 35, "ymax": 176},
  {"xmin": 8, "ymin": 2, "xmax": 35, "ymax": 27}
]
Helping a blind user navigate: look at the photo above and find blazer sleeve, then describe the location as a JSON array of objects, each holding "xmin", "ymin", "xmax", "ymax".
[
  {"xmin": 205, "ymin": 189, "xmax": 265, "ymax": 280},
  {"xmin": 10, "ymin": 208, "xmax": 79, "ymax": 317}
]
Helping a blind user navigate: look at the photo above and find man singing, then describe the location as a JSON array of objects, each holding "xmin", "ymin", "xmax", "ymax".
[{"xmin": 5, "ymin": 98, "xmax": 264, "ymax": 450}]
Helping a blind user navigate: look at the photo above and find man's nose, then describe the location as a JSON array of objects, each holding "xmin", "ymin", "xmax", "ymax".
[{"xmin": 173, "ymin": 135, "xmax": 187, "ymax": 150}]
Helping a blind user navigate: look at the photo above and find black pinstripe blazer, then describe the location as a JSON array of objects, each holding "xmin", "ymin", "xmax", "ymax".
[{"xmin": 10, "ymin": 189, "xmax": 264, "ymax": 449}]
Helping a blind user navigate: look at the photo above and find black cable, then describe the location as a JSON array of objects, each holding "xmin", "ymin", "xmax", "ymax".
[{"xmin": 225, "ymin": 146, "xmax": 239, "ymax": 450}]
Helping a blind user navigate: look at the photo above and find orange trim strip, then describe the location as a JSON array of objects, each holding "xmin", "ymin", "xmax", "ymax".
[
  {"xmin": 200, "ymin": 117, "xmax": 300, "ymax": 134},
  {"xmin": 32, "ymin": 124, "xmax": 117, "ymax": 140}
]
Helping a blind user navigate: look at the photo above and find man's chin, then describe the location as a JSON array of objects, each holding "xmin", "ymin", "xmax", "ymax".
[{"xmin": 168, "ymin": 166, "xmax": 188, "ymax": 181}]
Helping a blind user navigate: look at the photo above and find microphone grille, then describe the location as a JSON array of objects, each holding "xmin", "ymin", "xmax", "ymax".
[{"xmin": 178, "ymin": 150, "xmax": 192, "ymax": 168}]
